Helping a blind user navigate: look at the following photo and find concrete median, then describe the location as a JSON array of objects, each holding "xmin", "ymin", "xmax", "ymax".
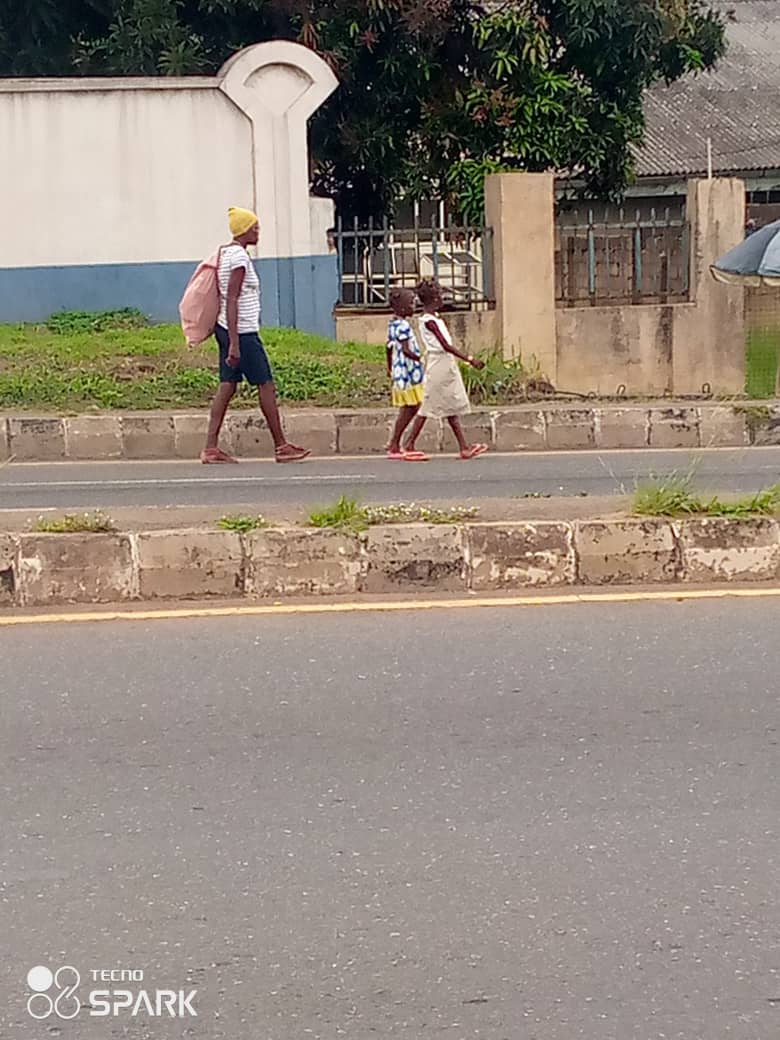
[
  {"xmin": 2, "ymin": 515, "xmax": 780, "ymax": 606},
  {"xmin": 0, "ymin": 401, "xmax": 766, "ymax": 461}
]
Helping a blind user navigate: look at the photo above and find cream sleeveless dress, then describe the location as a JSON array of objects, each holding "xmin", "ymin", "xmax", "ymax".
[{"xmin": 417, "ymin": 312, "xmax": 471, "ymax": 419}]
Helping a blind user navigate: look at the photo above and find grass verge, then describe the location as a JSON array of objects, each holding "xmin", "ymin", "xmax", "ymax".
[
  {"xmin": 0, "ymin": 310, "xmax": 387, "ymax": 412},
  {"xmin": 0, "ymin": 311, "xmax": 554, "ymax": 413}
]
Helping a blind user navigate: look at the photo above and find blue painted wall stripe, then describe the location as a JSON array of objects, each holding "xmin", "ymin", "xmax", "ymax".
[{"xmin": 0, "ymin": 255, "xmax": 339, "ymax": 338}]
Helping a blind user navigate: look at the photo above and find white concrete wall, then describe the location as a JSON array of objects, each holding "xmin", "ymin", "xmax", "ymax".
[
  {"xmin": 0, "ymin": 42, "xmax": 340, "ymax": 334},
  {"xmin": 0, "ymin": 87, "xmax": 252, "ymax": 265},
  {"xmin": 0, "ymin": 41, "xmax": 338, "ymax": 267}
]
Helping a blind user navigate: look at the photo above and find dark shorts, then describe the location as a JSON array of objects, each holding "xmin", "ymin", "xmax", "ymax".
[{"xmin": 215, "ymin": 325, "xmax": 273, "ymax": 386}]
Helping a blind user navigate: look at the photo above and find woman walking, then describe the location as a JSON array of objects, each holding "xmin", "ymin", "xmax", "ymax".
[{"xmin": 201, "ymin": 207, "xmax": 309, "ymax": 464}]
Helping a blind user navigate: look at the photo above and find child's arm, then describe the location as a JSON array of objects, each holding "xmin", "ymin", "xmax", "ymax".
[
  {"xmin": 398, "ymin": 334, "xmax": 419, "ymax": 363},
  {"xmin": 386, "ymin": 324, "xmax": 396, "ymax": 375},
  {"xmin": 423, "ymin": 319, "xmax": 484, "ymax": 369}
]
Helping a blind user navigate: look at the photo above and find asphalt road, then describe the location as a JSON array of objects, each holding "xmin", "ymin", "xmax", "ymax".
[
  {"xmin": 3, "ymin": 447, "xmax": 780, "ymax": 511},
  {"xmin": 1, "ymin": 600, "xmax": 778, "ymax": 1039}
]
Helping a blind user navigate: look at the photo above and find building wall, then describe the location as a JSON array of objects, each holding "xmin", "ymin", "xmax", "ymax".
[
  {"xmin": 556, "ymin": 304, "xmax": 677, "ymax": 394},
  {"xmin": 0, "ymin": 43, "xmax": 339, "ymax": 336},
  {"xmin": 494, "ymin": 175, "xmax": 744, "ymax": 396}
]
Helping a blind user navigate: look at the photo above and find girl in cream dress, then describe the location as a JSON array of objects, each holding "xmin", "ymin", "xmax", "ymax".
[{"xmin": 403, "ymin": 280, "xmax": 488, "ymax": 460}]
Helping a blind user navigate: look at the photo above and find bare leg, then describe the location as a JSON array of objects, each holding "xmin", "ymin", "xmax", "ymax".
[
  {"xmin": 257, "ymin": 381, "xmax": 287, "ymax": 448},
  {"xmin": 258, "ymin": 382, "xmax": 310, "ymax": 461},
  {"xmin": 446, "ymin": 415, "xmax": 469, "ymax": 452},
  {"xmin": 389, "ymin": 405, "xmax": 419, "ymax": 453},
  {"xmin": 448, "ymin": 416, "xmax": 488, "ymax": 460},
  {"xmin": 205, "ymin": 382, "xmax": 236, "ymax": 450},
  {"xmin": 403, "ymin": 414, "xmax": 427, "ymax": 452}
]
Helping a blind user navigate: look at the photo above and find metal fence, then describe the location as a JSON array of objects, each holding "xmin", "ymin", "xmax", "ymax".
[
  {"xmin": 333, "ymin": 217, "xmax": 494, "ymax": 310},
  {"xmin": 555, "ymin": 207, "xmax": 690, "ymax": 307}
]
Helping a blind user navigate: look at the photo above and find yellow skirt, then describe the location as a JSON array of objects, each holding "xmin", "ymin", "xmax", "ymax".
[{"xmin": 392, "ymin": 384, "xmax": 425, "ymax": 408}]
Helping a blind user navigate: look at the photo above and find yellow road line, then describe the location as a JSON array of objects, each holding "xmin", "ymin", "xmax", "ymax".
[{"xmin": 2, "ymin": 586, "xmax": 780, "ymax": 626}]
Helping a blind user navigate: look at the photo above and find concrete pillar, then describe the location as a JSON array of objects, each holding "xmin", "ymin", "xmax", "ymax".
[
  {"xmin": 484, "ymin": 173, "xmax": 557, "ymax": 381},
  {"xmin": 219, "ymin": 42, "xmax": 338, "ymax": 335},
  {"xmin": 673, "ymin": 178, "xmax": 745, "ymax": 394}
]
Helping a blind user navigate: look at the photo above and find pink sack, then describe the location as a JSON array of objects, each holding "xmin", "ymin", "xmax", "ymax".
[{"xmin": 179, "ymin": 248, "xmax": 222, "ymax": 346}]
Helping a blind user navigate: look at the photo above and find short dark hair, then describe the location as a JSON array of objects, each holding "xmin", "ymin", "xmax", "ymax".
[
  {"xmin": 416, "ymin": 279, "xmax": 441, "ymax": 307},
  {"xmin": 389, "ymin": 287, "xmax": 415, "ymax": 312}
]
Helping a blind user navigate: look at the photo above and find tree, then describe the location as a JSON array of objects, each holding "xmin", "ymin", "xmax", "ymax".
[
  {"xmin": 431, "ymin": 0, "xmax": 729, "ymax": 220},
  {"xmin": 0, "ymin": 0, "xmax": 112, "ymax": 75},
  {"xmin": 0, "ymin": 0, "xmax": 727, "ymax": 220}
]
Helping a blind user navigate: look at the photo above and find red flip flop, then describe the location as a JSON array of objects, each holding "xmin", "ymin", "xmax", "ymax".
[
  {"xmin": 386, "ymin": 450, "xmax": 407, "ymax": 461},
  {"xmin": 459, "ymin": 444, "xmax": 488, "ymax": 460},
  {"xmin": 402, "ymin": 450, "xmax": 429, "ymax": 462}
]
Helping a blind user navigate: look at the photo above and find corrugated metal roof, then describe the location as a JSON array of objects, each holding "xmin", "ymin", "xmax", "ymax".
[{"xmin": 636, "ymin": 0, "xmax": 780, "ymax": 177}]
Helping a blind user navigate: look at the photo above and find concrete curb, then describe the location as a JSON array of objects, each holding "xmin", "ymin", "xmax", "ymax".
[
  {"xmin": 1, "ymin": 517, "xmax": 779, "ymax": 606},
  {"xmin": 3, "ymin": 402, "xmax": 778, "ymax": 461}
]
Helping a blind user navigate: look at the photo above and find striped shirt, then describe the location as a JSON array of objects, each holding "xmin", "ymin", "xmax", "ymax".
[{"xmin": 217, "ymin": 243, "xmax": 260, "ymax": 333}]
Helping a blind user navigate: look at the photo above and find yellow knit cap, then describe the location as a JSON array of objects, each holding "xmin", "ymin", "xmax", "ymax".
[{"xmin": 228, "ymin": 207, "xmax": 259, "ymax": 237}]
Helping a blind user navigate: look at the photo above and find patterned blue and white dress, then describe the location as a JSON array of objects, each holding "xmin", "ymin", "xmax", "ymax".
[{"xmin": 387, "ymin": 317, "xmax": 425, "ymax": 407}]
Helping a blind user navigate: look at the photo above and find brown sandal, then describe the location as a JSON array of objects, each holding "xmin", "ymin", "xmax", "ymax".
[
  {"xmin": 201, "ymin": 448, "xmax": 238, "ymax": 464},
  {"xmin": 275, "ymin": 444, "xmax": 311, "ymax": 464}
]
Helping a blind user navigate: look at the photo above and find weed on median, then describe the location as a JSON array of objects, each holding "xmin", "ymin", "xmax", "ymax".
[
  {"xmin": 308, "ymin": 496, "xmax": 369, "ymax": 533},
  {"xmin": 308, "ymin": 497, "xmax": 479, "ymax": 532},
  {"xmin": 34, "ymin": 510, "xmax": 116, "ymax": 533},
  {"xmin": 217, "ymin": 514, "xmax": 269, "ymax": 533},
  {"xmin": 363, "ymin": 503, "xmax": 479, "ymax": 524},
  {"xmin": 634, "ymin": 475, "xmax": 780, "ymax": 518}
]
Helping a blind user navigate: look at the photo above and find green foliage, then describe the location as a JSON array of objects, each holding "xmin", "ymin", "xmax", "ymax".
[
  {"xmin": 34, "ymin": 511, "xmax": 116, "ymax": 533},
  {"xmin": 47, "ymin": 309, "xmax": 149, "ymax": 334},
  {"xmin": 0, "ymin": 0, "xmax": 108, "ymax": 75},
  {"xmin": 0, "ymin": 319, "xmax": 386, "ymax": 410},
  {"xmin": 273, "ymin": 357, "xmax": 358, "ymax": 402},
  {"xmin": 702, "ymin": 487, "xmax": 780, "ymax": 518},
  {"xmin": 217, "ymin": 514, "xmax": 269, "ymax": 532},
  {"xmin": 308, "ymin": 495, "xmax": 368, "ymax": 532},
  {"xmin": 746, "ymin": 328, "xmax": 780, "ymax": 399},
  {"xmin": 634, "ymin": 475, "xmax": 702, "ymax": 517},
  {"xmin": 0, "ymin": 1, "xmax": 728, "ymax": 221},
  {"xmin": 308, "ymin": 497, "xmax": 479, "ymax": 530},
  {"xmin": 363, "ymin": 503, "xmax": 479, "ymax": 524},
  {"xmin": 461, "ymin": 351, "xmax": 543, "ymax": 405},
  {"xmin": 634, "ymin": 476, "xmax": 780, "ymax": 518}
]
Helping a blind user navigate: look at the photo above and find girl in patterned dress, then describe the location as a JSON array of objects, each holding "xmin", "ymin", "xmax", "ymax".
[
  {"xmin": 403, "ymin": 280, "xmax": 488, "ymax": 460},
  {"xmin": 386, "ymin": 288, "xmax": 428, "ymax": 461}
]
